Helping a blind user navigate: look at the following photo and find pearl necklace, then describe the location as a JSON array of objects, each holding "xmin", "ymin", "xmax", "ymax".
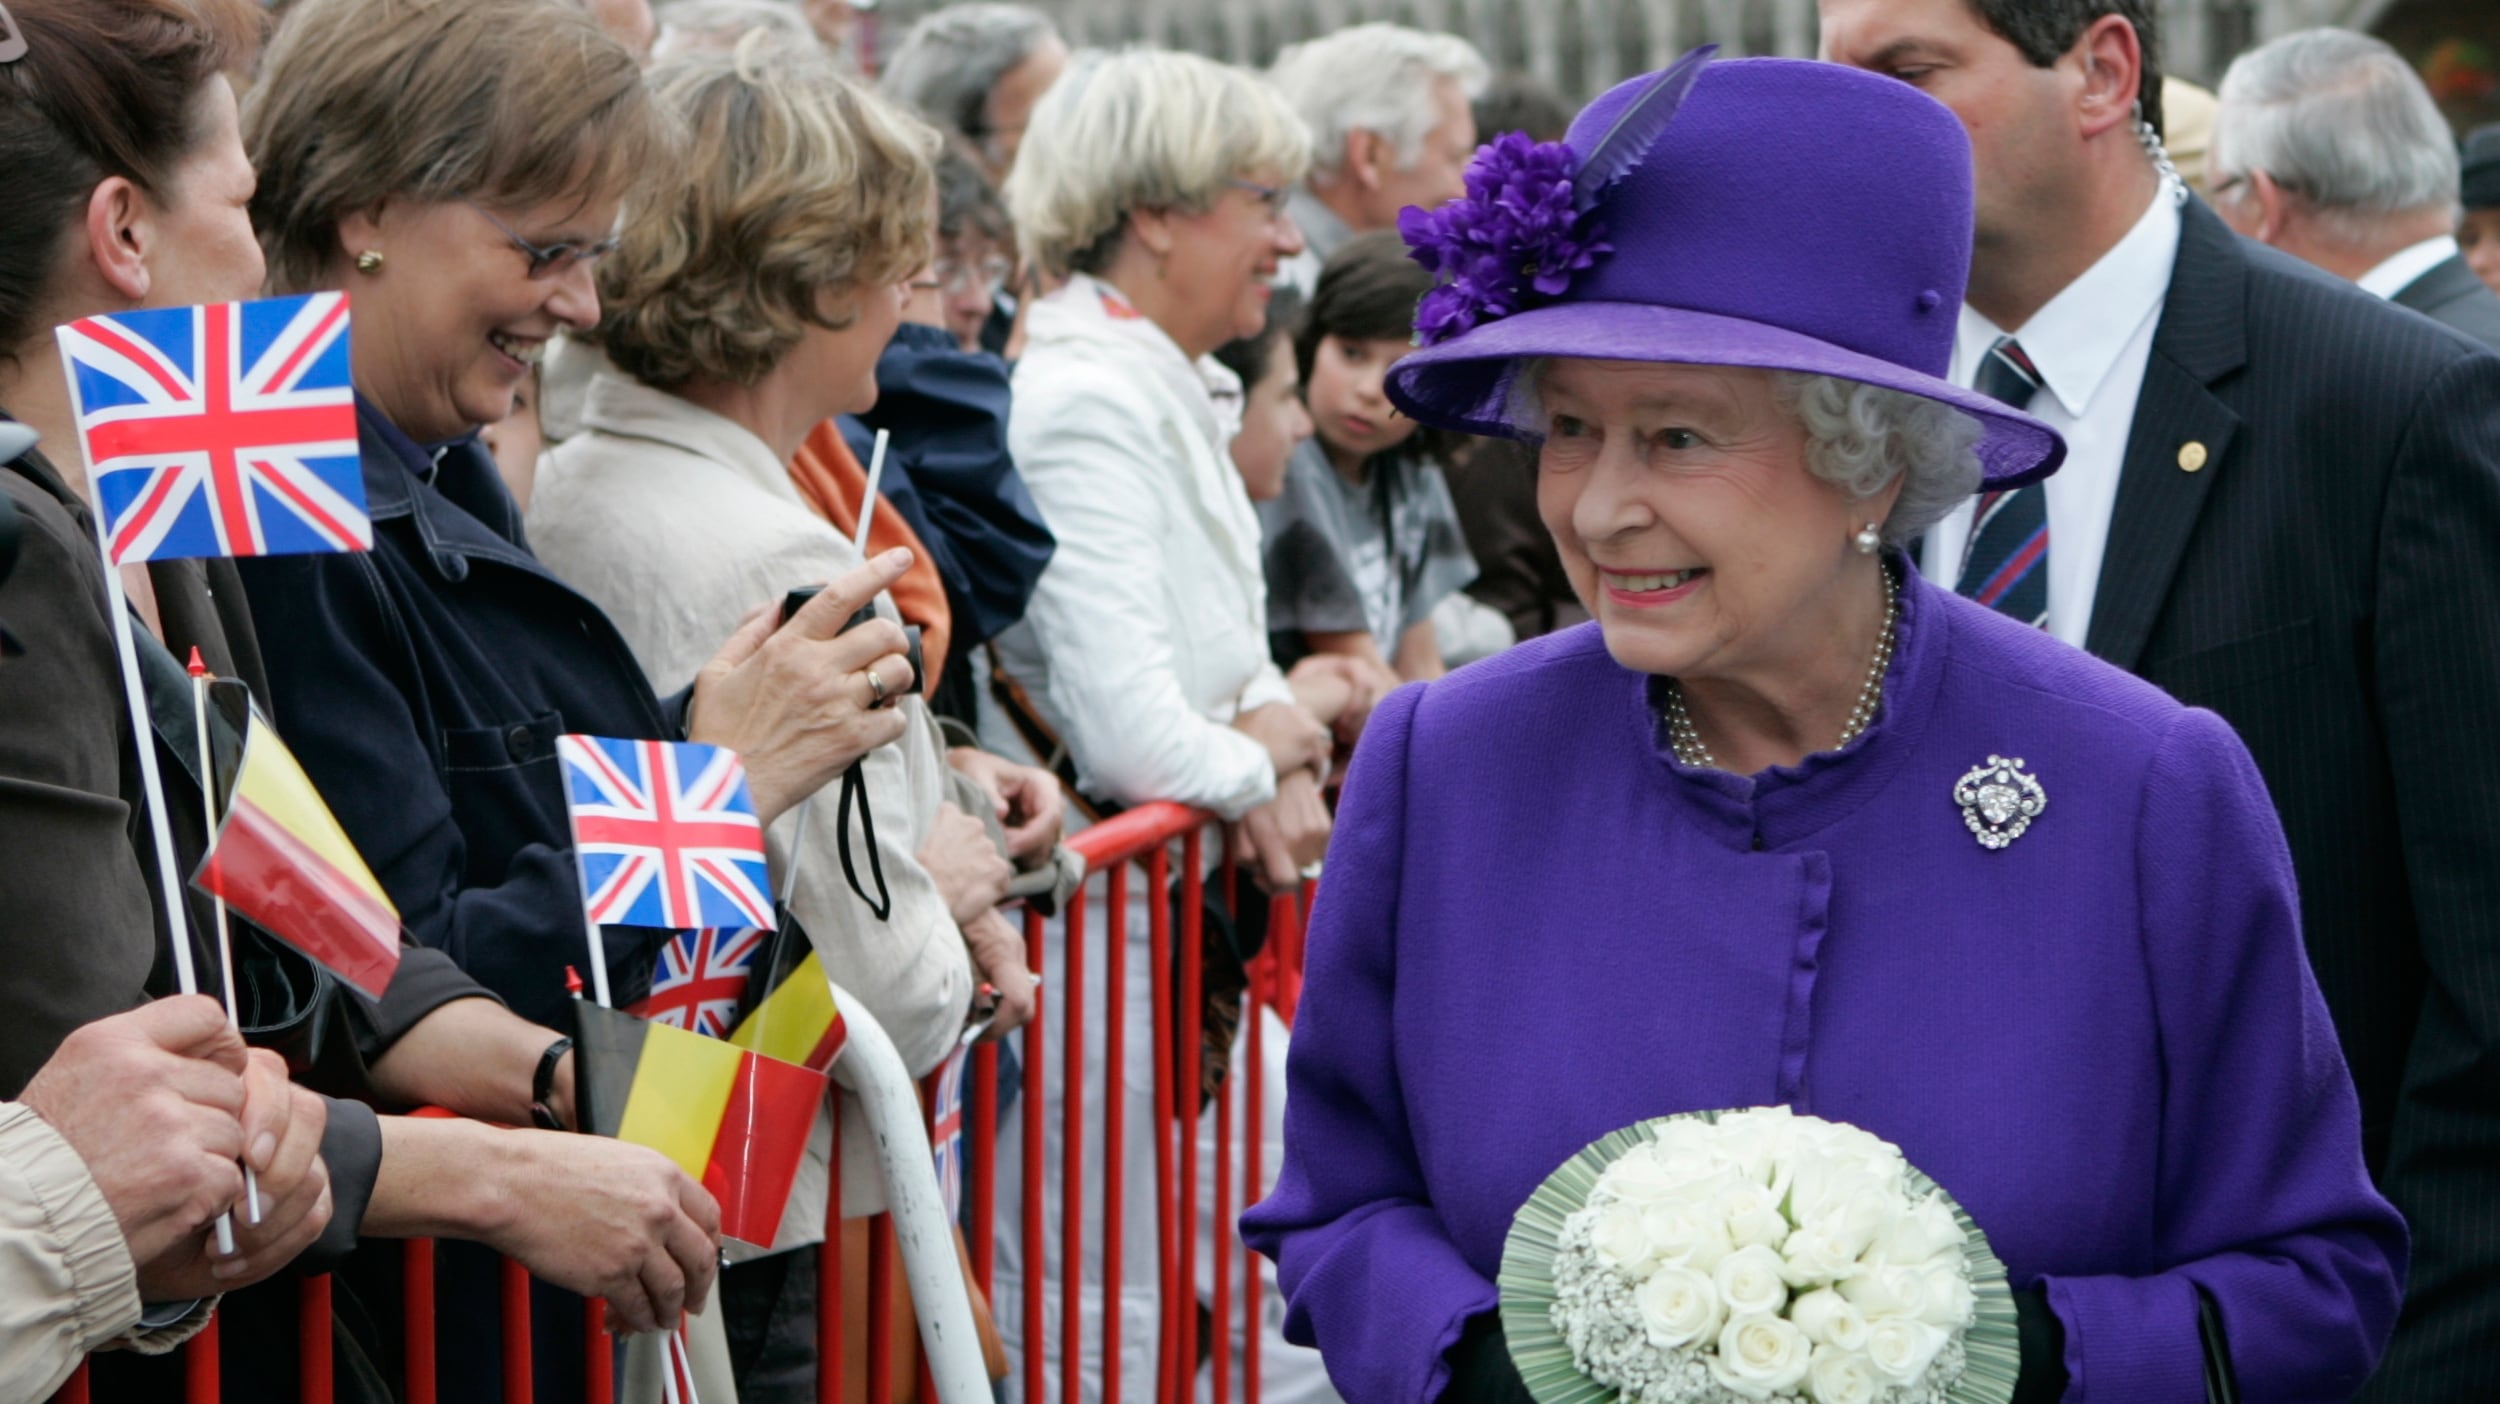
[{"xmin": 1665, "ymin": 566, "xmax": 1900, "ymax": 772}]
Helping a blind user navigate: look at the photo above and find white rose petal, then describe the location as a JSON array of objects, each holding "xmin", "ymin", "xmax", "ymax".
[
  {"xmin": 1633, "ymin": 1265, "xmax": 1726, "ymax": 1350},
  {"xmin": 1707, "ymin": 1314, "xmax": 1813, "ymax": 1400},
  {"xmin": 1838, "ymin": 1264, "xmax": 1931, "ymax": 1323},
  {"xmin": 1788, "ymin": 1288, "xmax": 1873, "ymax": 1353},
  {"xmin": 1864, "ymin": 1316, "xmax": 1949, "ymax": 1387},
  {"xmin": 1590, "ymin": 1202, "xmax": 1664, "ymax": 1276},
  {"xmin": 1712, "ymin": 1244, "xmax": 1792, "ymax": 1318},
  {"xmin": 1806, "ymin": 1344, "xmax": 1882, "ymax": 1404},
  {"xmin": 1643, "ymin": 1200, "xmax": 1735, "ymax": 1274},
  {"xmin": 1919, "ymin": 1262, "xmax": 1977, "ymax": 1329},
  {"xmin": 1718, "ymin": 1181, "xmax": 1793, "ymax": 1252},
  {"xmin": 1871, "ymin": 1194, "xmax": 1966, "ymax": 1268}
]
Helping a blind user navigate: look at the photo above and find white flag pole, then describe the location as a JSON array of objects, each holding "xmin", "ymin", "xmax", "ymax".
[
  {"xmin": 188, "ymin": 655, "xmax": 262, "ymax": 1225},
  {"xmin": 77, "ymin": 461, "xmax": 234, "ymax": 1255},
  {"xmin": 851, "ymin": 427, "xmax": 889, "ymax": 557}
]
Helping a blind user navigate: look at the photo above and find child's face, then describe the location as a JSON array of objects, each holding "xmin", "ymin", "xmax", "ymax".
[
  {"xmin": 1306, "ymin": 333, "xmax": 1421, "ymax": 463},
  {"xmin": 1231, "ymin": 340, "xmax": 1313, "ymax": 501}
]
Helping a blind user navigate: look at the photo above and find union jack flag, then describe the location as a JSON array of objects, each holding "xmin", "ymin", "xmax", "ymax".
[
  {"xmin": 628, "ymin": 927, "xmax": 766, "ymax": 1039},
  {"xmin": 928, "ymin": 1046, "xmax": 969, "ymax": 1216},
  {"xmin": 55, "ymin": 293, "xmax": 367, "ymax": 565},
  {"xmin": 556, "ymin": 736, "xmax": 776, "ymax": 932}
]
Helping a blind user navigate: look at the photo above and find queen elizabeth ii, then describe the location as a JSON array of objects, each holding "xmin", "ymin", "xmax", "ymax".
[{"xmin": 1239, "ymin": 55, "xmax": 2404, "ymax": 1404}]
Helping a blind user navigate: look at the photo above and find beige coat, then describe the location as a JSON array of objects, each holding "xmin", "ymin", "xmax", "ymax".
[
  {"xmin": 529, "ymin": 372, "xmax": 974, "ymax": 1227},
  {"xmin": 0, "ymin": 1103, "xmax": 210, "ymax": 1397}
]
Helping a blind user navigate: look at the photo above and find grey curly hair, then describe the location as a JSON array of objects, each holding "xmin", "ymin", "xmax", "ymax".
[{"xmin": 1506, "ymin": 365, "xmax": 1982, "ymax": 547}]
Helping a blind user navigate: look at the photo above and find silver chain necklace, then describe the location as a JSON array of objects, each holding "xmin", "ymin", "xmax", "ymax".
[{"xmin": 1665, "ymin": 566, "xmax": 1900, "ymax": 772}]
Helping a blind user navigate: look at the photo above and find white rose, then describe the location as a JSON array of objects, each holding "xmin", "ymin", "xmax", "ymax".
[
  {"xmin": 1712, "ymin": 1244, "xmax": 1792, "ymax": 1318},
  {"xmin": 1605, "ymin": 1145, "xmax": 1704, "ymax": 1208},
  {"xmin": 1870, "ymin": 1194, "xmax": 1965, "ymax": 1269},
  {"xmin": 1643, "ymin": 1200, "xmax": 1735, "ymax": 1274},
  {"xmin": 1706, "ymin": 1314, "xmax": 1813, "ymax": 1401},
  {"xmin": 1918, "ymin": 1262, "xmax": 1977, "ymax": 1329},
  {"xmin": 1788, "ymin": 1288, "xmax": 1873, "ymax": 1353},
  {"xmin": 1837, "ymin": 1264, "xmax": 1932, "ymax": 1323},
  {"xmin": 1718, "ymin": 1181, "xmax": 1793, "ymax": 1252},
  {"xmin": 1709, "ymin": 1109, "xmax": 1797, "ymax": 1197},
  {"xmin": 1806, "ymin": 1344, "xmax": 1882, "ymax": 1404},
  {"xmin": 1864, "ymin": 1317, "xmax": 1949, "ymax": 1387},
  {"xmin": 1633, "ymin": 1265, "xmax": 1726, "ymax": 1350},
  {"xmin": 1589, "ymin": 1202, "xmax": 1663, "ymax": 1276},
  {"xmin": 1779, "ymin": 1219, "xmax": 1867, "ymax": 1288}
]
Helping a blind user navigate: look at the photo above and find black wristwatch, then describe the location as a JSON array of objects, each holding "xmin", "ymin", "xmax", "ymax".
[{"xmin": 530, "ymin": 1035, "xmax": 574, "ymax": 1130}]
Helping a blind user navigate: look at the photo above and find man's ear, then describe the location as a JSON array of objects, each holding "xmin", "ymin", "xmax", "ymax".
[
  {"xmin": 83, "ymin": 177, "xmax": 154, "ymax": 305},
  {"xmin": 2072, "ymin": 12, "xmax": 2145, "ymax": 142},
  {"xmin": 1345, "ymin": 129, "xmax": 1388, "ymax": 193},
  {"xmin": 2245, "ymin": 169, "xmax": 2299, "ymax": 246}
]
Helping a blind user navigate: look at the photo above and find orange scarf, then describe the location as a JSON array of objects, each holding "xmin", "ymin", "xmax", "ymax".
[{"xmin": 786, "ymin": 421, "xmax": 952, "ymax": 692}]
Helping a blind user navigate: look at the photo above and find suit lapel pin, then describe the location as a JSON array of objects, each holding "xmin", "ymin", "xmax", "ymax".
[
  {"xmin": 1954, "ymin": 755, "xmax": 2046, "ymax": 850},
  {"xmin": 2178, "ymin": 441, "xmax": 2209, "ymax": 472}
]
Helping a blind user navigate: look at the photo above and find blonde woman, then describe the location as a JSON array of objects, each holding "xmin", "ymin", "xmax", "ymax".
[
  {"xmin": 979, "ymin": 48, "xmax": 1336, "ymax": 1403},
  {"xmin": 526, "ymin": 45, "xmax": 1040, "ymax": 1400}
]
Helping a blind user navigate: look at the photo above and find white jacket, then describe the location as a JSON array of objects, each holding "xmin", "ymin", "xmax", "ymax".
[
  {"xmin": 984, "ymin": 276, "xmax": 1294, "ymax": 820},
  {"xmin": 529, "ymin": 372, "xmax": 974, "ymax": 1224}
]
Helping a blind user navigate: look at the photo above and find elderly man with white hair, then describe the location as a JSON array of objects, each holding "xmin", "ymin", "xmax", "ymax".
[
  {"xmin": 1268, "ymin": 22, "xmax": 1488, "ymax": 291},
  {"xmin": 2213, "ymin": 27, "xmax": 2500, "ymax": 353},
  {"xmin": 881, "ymin": 1, "xmax": 1068, "ymax": 182}
]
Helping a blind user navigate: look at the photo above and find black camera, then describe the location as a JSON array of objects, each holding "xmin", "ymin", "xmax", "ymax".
[{"xmin": 780, "ymin": 584, "xmax": 924, "ymax": 703}]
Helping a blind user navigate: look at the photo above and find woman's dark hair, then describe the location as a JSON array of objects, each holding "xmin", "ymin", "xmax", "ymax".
[
  {"xmin": 0, "ymin": 0, "xmax": 258, "ymax": 355},
  {"xmin": 1294, "ymin": 229, "xmax": 1434, "ymax": 385},
  {"xmin": 1213, "ymin": 284, "xmax": 1302, "ymax": 391},
  {"xmin": 1474, "ymin": 74, "xmax": 1571, "ymax": 145},
  {"xmin": 937, "ymin": 140, "xmax": 1011, "ymax": 245}
]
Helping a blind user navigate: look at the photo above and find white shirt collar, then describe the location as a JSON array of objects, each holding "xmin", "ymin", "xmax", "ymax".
[
  {"xmin": 1956, "ymin": 190, "xmax": 2182, "ymax": 418},
  {"xmin": 2355, "ymin": 234, "xmax": 2460, "ymax": 301},
  {"xmin": 576, "ymin": 370, "xmax": 807, "ymax": 510}
]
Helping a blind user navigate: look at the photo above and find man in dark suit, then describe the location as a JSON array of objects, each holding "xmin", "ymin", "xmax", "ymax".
[
  {"xmin": 1821, "ymin": 2, "xmax": 2500, "ymax": 1396},
  {"xmin": 2206, "ymin": 27, "xmax": 2500, "ymax": 355}
]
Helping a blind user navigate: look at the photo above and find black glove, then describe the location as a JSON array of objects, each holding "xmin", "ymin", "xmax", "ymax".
[
  {"xmin": 2013, "ymin": 1287, "xmax": 2070, "ymax": 1404},
  {"xmin": 1441, "ymin": 1311, "xmax": 1536, "ymax": 1404}
]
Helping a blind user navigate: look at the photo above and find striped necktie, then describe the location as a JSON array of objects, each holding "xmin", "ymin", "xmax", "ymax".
[{"xmin": 1955, "ymin": 337, "xmax": 2050, "ymax": 628}]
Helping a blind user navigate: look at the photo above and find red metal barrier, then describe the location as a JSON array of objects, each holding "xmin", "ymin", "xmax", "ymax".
[{"xmin": 56, "ymin": 803, "xmax": 1303, "ymax": 1404}]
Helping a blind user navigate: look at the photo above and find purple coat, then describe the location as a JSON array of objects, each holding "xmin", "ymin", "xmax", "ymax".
[{"xmin": 1241, "ymin": 569, "xmax": 2404, "ymax": 1403}]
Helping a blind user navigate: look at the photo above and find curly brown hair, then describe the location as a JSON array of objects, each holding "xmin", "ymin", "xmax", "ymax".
[{"xmin": 592, "ymin": 40, "xmax": 940, "ymax": 390}]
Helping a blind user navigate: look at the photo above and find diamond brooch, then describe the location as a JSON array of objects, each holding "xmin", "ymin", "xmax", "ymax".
[{"xmin": 1954, "ymin": 755, "xmax": 2046, "ymax": 850}]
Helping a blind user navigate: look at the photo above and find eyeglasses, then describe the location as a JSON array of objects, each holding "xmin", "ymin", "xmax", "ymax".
[
  {"xmin": 932, "ymin": 255, "xmax": 1013, "ymax": 296},
  {"xmin": 1226, "ymin": 177, "xmax": 1293, "ymax": 217},
  {"xmin": 464, "ymin": 200, "xmax": 622, "ymax": 280}
]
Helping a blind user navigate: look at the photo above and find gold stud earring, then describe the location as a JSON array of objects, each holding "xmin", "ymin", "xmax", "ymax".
[
  {"xmin": 1853, "ymin": 523, "xmax": 1882, "ymax": 555},
  {"xmin": 355, "ymin": 250, "xmax": 385, "ymax": 274}
]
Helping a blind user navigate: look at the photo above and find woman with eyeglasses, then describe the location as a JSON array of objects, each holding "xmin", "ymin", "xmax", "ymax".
[{"xmin": 230, "ymin": 0, "xmax": 920, "ymax": 1394}]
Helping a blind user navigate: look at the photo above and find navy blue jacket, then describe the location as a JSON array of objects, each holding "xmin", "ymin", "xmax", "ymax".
[{"xmin": 237, "ymin": 398, "xmax": 674, "ymax": 1030}]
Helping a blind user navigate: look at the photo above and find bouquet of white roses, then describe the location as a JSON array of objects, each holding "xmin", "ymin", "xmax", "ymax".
[{"xmin": 1498, "ymin": 1107, "xmax": 2016, "ymax": 1404}]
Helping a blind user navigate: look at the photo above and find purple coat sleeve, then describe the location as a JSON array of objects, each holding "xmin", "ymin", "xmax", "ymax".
[
  {"xmin": 2041, "ymin": 706, "xmax": 2406, "ymax": 1402},
  {"xmin": 1240, "ymin": 684, "xmax": 1496, "ymax": 1403}
]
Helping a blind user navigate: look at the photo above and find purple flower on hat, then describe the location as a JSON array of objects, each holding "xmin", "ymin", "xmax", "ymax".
[{"xmin": 1399, "ymin": 132, "xmax": 1611, "ymax": 346}]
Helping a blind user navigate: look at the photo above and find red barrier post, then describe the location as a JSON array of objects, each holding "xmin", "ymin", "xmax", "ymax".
[
  {"xmin": 1212, "ymin": 1052, "xmax": 1232, "ymax": 1404},
  {"xmin": 971, "ymin": 1041, "xmax": 999, "ymax": 1295},
  {"xmin": 1101, "ymin": 859, "xmax": 1127, "ymax": 1404},
  {"xmin": 1147, "ymin": 843, "xmax": 1177, "ymax": 1404},
  {"xmin": 1246, "ymin": 924, "xmax": 1272, "ymax": 1404},
  {"xmin": 1058, "ymin": 882, "xmax": 1086, "ymax": 1404},
  {"xmin": 585, "ymin": 1299, "xmax": 613, "ymax": 1404},
  {"xmin": 820, "ymin": 1113, "xmax": 845, "ymax": 1404},
  {"xmin": 1177, "ymin": 828, "xmax": 1204, "ymax": 1397},
  {"xmin": 185, "ymin": 1310, "xmax": 217, "ymax": 1402},
  {"xmin": 1022, "ymin": 948, "xmax": 1046, "ymax": 1404},
  {"xmin": 54, "ymin": 1364, "xmax": 88, "ymax": 1404},
  {"xmin": 400, "ymin": 1240, "xmax": 436, "ymax": 1404},
  {"xmin": 500, "ymin": 1255, "xmax": 532, "ymax": 1399},
  {"xmin": 299, "ymin": 1273, "xmax": 333, "ymax": 1404},
  {"xmin": 867, "ymin": 1214, "xmax": 896, "ymax": 1404}
]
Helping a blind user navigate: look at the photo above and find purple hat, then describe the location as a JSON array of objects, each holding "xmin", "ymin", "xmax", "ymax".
[{"xmin": 1387, "ymin": 53, "xmax": 2065, "ymax": 490}]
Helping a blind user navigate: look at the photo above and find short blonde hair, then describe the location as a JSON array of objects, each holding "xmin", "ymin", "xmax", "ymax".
[
  {"xmin": 592, "ymin": 40, "xmax": 938, "ymax": 389},
  {"xmin": 245, "ymin": 0, "xmax": 665, "ymax": 294},
  {"xmin": 1003, "ymin": 47, "xmax": 1309, "ymax": 279}
]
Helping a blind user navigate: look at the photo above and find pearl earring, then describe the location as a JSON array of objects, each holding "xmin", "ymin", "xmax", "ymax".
[
  {"xmin": 355, "ymin": 250, "xmax": 385, "ymax": 274},
  {"xmin": 1853, "ymin": 524, "xmax": 1882, "ymax": 555}
]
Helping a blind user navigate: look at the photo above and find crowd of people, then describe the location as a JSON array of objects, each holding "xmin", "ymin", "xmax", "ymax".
[{"xmin": 0, "ymin": 0, "xmax": 2495, "ymax": 1400}]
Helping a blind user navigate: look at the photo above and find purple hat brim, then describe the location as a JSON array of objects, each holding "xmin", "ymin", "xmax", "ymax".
[{"xmin": 1385, "ymin": 301, "xmax": 2066, "ymax": 491}]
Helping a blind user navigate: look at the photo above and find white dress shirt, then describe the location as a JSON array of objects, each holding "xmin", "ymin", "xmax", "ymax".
[
  {"xmin": 1920, "ymin": 190, "xmax": 2182, "ymax": 648},
  {"xmin": 2356, "ymin": 234, "xmax": 2460, "ymax": 301}
]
